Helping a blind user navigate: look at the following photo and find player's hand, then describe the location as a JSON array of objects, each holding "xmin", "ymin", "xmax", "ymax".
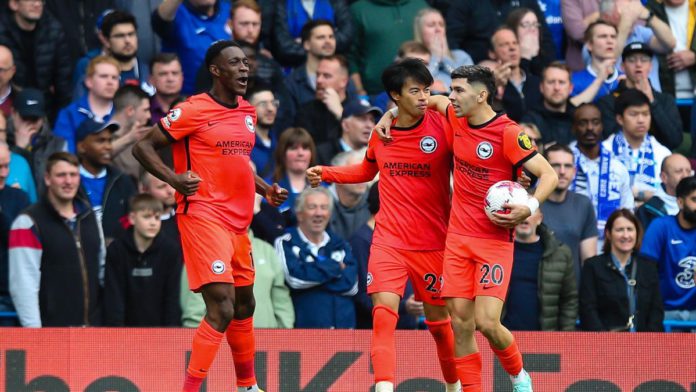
[
  {"xmin": 170, "ymin": 171, "xmax": 201, "ymax": 196},
  {"xmin": 374, "ymin": 112, "xmax": 394, "ymax": 142},
  {"xmin": 487, "ymin": 203, "xmax": 532, "ymax": 228},
  {"xmin": 404, "ymin": 294, "xmax": 424, "ymax": 317},
  {"xmin": 517, "ymin": 172, "xmax": 532, "ymax": 189},
  {"xmin": 265, "ymin": 183, "xmax": 289, "ymax": 207},
  {"xmin": 306, "ymin": 166, "xmax": 323, "ymax": 187}
]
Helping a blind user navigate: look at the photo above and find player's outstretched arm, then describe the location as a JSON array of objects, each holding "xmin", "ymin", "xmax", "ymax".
[
  {"xmin": 133, "ymin": 125, "xmax": 201, "ymax": 196},
  {"xmin": 308, "ymin": 158, "xmax": 378, "ymax": 187},
  {"xmin": 255, "ymin": 174, "xmax": 289, "ymax": 207}
]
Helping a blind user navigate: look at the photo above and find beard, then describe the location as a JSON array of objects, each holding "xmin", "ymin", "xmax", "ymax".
[
  {"xmin": 682, "ymin": 207, "xmax": 696, "ymax": 225},
  {"xmin": 111, "ymin": 51, "xmax": 136, "ymax": 63}
]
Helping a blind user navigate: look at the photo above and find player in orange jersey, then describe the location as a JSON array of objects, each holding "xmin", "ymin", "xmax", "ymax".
[
  {"xmin": 307, "ymin": 58, "xmax": 460, "ymax": 392},
  {"xmin": 133, "ymin": 40, "xmax": 287, "ymax": 392},
  {"xmin": 376, "ymin": 65, "xmax": 557, "ymax": 392}
]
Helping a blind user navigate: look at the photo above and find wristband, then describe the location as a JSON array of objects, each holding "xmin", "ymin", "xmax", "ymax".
[{"xmin": 526, "ymin": 196, "xmax": 540, "ymax": 215}]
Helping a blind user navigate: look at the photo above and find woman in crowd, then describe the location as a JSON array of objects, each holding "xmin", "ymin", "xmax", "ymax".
[
  {"xmin": 270, "ymin": 127, "xmax": 317, "ymax": 225},
  {"xmin": 505, "ymin": 7, "xmax": 554, "ymax": 76},
  {"xmin": 413, "ymin": 8, "xmax": 473, "ymax": 91},
  {"xmin": 579, "ymin": 209, "xmax": 664, "ymax": 332}
]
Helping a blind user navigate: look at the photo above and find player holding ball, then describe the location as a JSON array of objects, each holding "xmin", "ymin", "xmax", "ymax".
[{"xmin": 376, "ymin": 65, "xmax": 557, "ymax": 391}]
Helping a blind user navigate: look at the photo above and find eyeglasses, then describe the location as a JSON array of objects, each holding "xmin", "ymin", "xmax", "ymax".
[
  {"xmin": 520, "ymin": 22, "xmax": 541, "ymax": 29},
  {"xmin": 625, "ymin": 55, "xmax": 651, "ymax": 64},
  {"xmin": 254, "ymin": 99, "xmax": 280, "ymax": 109}
]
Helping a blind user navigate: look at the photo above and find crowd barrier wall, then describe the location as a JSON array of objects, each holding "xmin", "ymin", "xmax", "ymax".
[{"xmin": 0, "ymin": 329, "xmax": 694, "ymax": 391}]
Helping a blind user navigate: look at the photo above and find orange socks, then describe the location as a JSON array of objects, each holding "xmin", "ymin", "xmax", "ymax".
[
  {"xmin": 490, "ymin": 339, "xmax": 523, "ymax": 376},
  {"xmin": 454, "ymin": 352, "xmax": 482, "ymax": 392},
  {"xmin": 425, "ymin": 318, "xmax": 459, "ymax": 384},
  {"xmin": 371, "ymin": 305, "xmax": 399, "ymax": 383},
  {"xmin": 226, "ymin": 317, "xmax": 257, "ymax": 387},
  {"xmin": 184, "ymin": 319, "xmax": 224, "ymax": 391}
]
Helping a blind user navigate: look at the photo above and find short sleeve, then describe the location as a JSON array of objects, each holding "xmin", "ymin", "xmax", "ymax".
[
  {"xmin": 158, "ymin": 100, "xmax": 199, "ymax": 142},
  {"xmin": 580, "ymin": 196, "xmax": 599, "ymax": 239},
  {"xmin": 503, "ymin": 124, "xmax": 537, "ymax": 165}
]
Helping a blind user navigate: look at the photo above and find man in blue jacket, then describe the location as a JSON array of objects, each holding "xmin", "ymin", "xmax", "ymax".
[{"xmin": 275, "ymin": 186, "xmax": 358, "ymax": 328}]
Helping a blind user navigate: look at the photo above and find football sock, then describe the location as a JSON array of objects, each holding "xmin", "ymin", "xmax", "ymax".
[
  {"xmin": 375, "ymin": 381, "xmax": 394, "ymax": 392},
  {"xmin": 226, "ymin": 317, "xmax": 257, "ymax": 387},
  {"xmin": 184, "ymin": 319, "xmax": 223, "ymax": 391},
  {"xmin": 490, "ymin": 339, "xmax": 523, "ymax": 376},
  {"xmin": 454, "ymin": 352, "xmax": 482, "ymax": 392},
  {"xmin": 371, "ymin": 305, "xmax": 399, "ymax": 383},
  {"xmin": 425, "ymin": 317, "xmax": 459, "ymax": 384}
]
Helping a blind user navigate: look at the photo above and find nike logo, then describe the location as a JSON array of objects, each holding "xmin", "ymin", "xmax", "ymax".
[
  {"xmin": 26, "ymin": 100, "xmax": 38, "ymax": 105},
  {"xmin": 671, "ymin": 239, "xmax": 683, "ymax": 245},
  {"xmin": 195, "ymin": 27, "xmax": 206, "ymax": 34},
  {"xmin": 208, "ymin": 121, "xmax": 218, "ymax": 127},
  {"xmin": 482, "ymin": 285, "xmax": 495, "ymax": 290}
]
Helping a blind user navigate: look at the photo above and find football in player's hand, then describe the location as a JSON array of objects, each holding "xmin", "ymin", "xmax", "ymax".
[{"xmin": 484, "ymin": 180, "xmax": 528, "ymax": 215}]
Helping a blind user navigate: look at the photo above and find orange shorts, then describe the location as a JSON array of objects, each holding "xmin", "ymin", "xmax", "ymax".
[
  {"xmin": 441, "ymin": 233, "xmax": 513, "ymax": 301},
  {"xmin": 178, "ymin": 214, "xmax": 254, "ymax": 292},
  {"xmin": 367, "ymin": 243, "xmax": 445, "ymax": 306}
]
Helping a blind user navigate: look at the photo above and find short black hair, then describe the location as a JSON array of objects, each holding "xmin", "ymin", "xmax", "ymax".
[
  {"xmin": 451, "ymin": 65, "xmax": 496, "ymax": 105},
  {"xmin": 204, "ymin": 40, "xmax": 242, "ymax": 69},
  {"xmin": 100, "ymin": 10, "xmax": 137, "ymax": 37},
  {"xmin": 543, "ymin": 143, "xmax": 574, "ymax": 161},
  {"xmin": 614, "ymin": 88, "xmax": 650, "ymax": 116},
  {"xmin": 368, "ymin": 182, "xmax": 380, "ymax": 215},
  {"xmin": 246, "ymin": 86, "xmax": 273, "ymax": 101},
  {"xmin": 300, "ymin": 19, "xmax": 334, "ymax": 43},
  {"xmin": 381, "ymin": 58, "xmax": 434, "ymax": 102},
  {"xmin": 113, "ymin": 85, "xmax": 149, "ymax": 113},
  {"xmin": 676, "ymin": 176, "xmax": 696, "ymax": 199}
]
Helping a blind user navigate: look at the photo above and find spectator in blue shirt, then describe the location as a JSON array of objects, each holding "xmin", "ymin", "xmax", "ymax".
[
  {"xmin": 152, "ymin": 0, "xmax": 231, "ymax": 95},
  {"xmin": 275, "ymin": 186, "xmax": 358, "ymax": 328},
  {"xmin": 641, "ymin": 176, "xmax": 696, "ymax": 329},
  {"xmin": 54, "ymin": 56, "xmax": 119, "ymax": 153},
  {"xmin": 571, "ymin": 21, "xmax": 622, "ymax": 103}
]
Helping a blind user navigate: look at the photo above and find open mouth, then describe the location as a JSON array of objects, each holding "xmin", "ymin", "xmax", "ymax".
[{"xmin": 237, "ymin": 76, "xmax": 248, "ymax": 85}]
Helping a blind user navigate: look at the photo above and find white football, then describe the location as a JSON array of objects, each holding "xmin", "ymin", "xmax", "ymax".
[{"xmin": 484, "ymin": 180, "xmax": 528, "ymax": 214}]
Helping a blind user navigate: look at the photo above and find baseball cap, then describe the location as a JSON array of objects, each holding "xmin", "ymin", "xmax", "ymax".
[
  {"xmin": 341, "ymin": 99, "xmax": 383, "ymax": 120},
  {"xmin": 622, "ymin": 42, "xmax": 653, "ymax": 61},
  {"xmin": 14, "ymin": 88, "xmax": 46, "ymax": 118},
  {"xmin": 75, "ymin": 118, "xmax": 120, "ymax": 142}
]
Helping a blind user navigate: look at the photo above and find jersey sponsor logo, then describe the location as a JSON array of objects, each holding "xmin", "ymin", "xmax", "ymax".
[
  {"xmin": 420, "ymin": 136, "xmax": 437, "ymax": 153},
  {"xmin": 168, "ymin": 108, "xmax": 182, "ymax": 122},
  {"xmin": 211, "ymin": 260, "xmax": 226, "ymax": 275},
  {"xmin": 216, "ymin": 140, "xmax": 253, "ymax": 156},
  {"xmin": 476, "ymin": 141, "xmax": 493, "ymax": 159},
  {"xmin": 675, "ymin": 257, "xmax": 696, "ymax": 289},
  {"xmin": 454, "ymin": 157, "xmax": 489, "ymax": 180},
  {"xmin": 366, "ymin": 272, "xmax": 373, "ymax": 286},
  {"xmin": 245, "ymin": 115, "xmax": 255, "ymax": 133},
  {"xmin": 518, "ymin": 132, "xmax": 533, "ymax": 150},
  {"xmin": 382, "ymin": 161, "xmax": 432, "ymax": 177}
]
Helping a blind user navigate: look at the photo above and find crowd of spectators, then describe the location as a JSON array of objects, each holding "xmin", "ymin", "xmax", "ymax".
[{"xmin": 0, "ymin": 0, "xmax": 695, "ymax": 332}]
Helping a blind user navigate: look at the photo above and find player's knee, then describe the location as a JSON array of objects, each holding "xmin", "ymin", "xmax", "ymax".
[
  {"xmin": 234, "ymin": 297, "xmax": 256, "ymax": 319},
  {"xmin": 450, "ymin": 314, "xmax": 475, "ymax": 336},
  {"xmin": 474, "ymin": 315, "xmax": 500, "ymax": 337}
]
